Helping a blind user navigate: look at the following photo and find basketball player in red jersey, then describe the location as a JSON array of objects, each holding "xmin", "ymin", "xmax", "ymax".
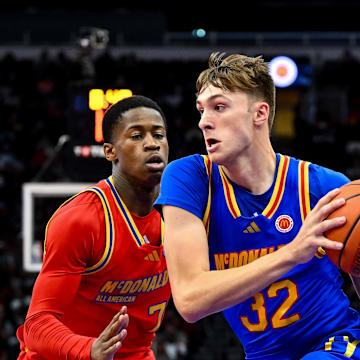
[{"xmin": 16, "ymin": 95, "xmax": 170, "ymax": 360}]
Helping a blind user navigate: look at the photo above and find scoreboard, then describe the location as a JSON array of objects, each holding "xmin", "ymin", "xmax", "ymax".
[
  {"xmin": 64, "ymin": 85, "xmax": 132, "ymax": 182},
  {"xmin": 88, "ymin": 88, "xmax": 133, "ymax": 142}
]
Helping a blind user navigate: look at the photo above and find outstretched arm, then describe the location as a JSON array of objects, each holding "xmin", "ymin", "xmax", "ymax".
[{"xmin": 163, "ymin": 188, "xmax": 346, "ymax": 323}]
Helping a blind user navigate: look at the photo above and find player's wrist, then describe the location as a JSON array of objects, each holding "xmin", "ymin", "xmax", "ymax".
[{"xmin": 277, "ymin": 243, "xmax": 302, "ymax": 268}]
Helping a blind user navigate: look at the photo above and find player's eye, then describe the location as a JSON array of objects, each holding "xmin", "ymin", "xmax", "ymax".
[
  {"xmin": 131, "ymin": 134, "xmax": 142, "ymax": 140},
  {"xmin": 154, "ymin": 133, "xmax": 165, "ymax": 140}
]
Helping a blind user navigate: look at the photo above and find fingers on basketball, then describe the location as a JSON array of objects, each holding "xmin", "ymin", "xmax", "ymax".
[{"xmin": 325, "ymin": 180, "xmax": 360, "ymax": 275}]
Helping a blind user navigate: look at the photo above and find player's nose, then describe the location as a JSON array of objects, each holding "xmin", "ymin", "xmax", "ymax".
[
  {"xmin": 143, "ymin": 133, "xmax": 160, "ymax": 150},
  {"xmin": 198, "ymin": 111, "xmax": 214, "ymax": 131}
]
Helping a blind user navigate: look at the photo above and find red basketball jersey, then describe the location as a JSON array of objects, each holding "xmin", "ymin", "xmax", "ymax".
[{"xmin": 18, "ymin": 176, "xmax": 170, "ymax": 359}]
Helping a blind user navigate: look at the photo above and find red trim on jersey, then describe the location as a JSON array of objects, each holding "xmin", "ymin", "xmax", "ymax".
[
  {"xmin": 299, "ymin": 161, "xmax": 308, "ymax": 219},
  {"xmin": 223, "ymin": 178, "xmax": 238, "ymax": 218},
  {"xmin": 203, "ymin": 155, "xmax": 212, "ymax": 232},
  {"xmin": 264, "ymin": 156, "xmax": 289, "ymax": 218}
]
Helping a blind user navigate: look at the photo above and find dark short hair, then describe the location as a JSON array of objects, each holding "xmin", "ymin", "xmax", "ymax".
[{"xmin": 102, "ymin": 95, "xmax": 167, "ymax": 143}]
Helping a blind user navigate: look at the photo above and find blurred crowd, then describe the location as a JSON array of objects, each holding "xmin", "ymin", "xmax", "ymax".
[{"xmin": 0, "ymin": 46, "xmax": 360, "ymax": 359}]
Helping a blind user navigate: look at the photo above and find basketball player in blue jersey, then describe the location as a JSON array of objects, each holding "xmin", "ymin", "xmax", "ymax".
[{"xmin": 155, "ymin": 52, "xmax": 360, "ymax": 360}]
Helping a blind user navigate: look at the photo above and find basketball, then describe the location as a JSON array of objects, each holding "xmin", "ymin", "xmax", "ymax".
[{"xmin": 325, "ymin": 179, "xmax": 360, "ymax": 276}]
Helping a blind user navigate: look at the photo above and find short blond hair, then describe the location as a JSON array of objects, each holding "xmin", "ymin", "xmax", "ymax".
[{"xmin": 196, "ymin": 52, "xmax": 276, "ymax": 131}]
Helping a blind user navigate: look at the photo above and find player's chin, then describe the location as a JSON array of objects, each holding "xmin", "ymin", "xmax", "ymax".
[
  {"xmin": 144, "ymin": 171, "xmax": 163, "ymax": 187},
  {"xmin": 208, "ymin": 153, "xmax": 224, "ymax": 165}
]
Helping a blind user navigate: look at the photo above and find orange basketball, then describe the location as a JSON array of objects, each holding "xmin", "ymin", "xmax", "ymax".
[{"xmin": 325, "ymin": 179, "xmax": 360, "ymax": 276}]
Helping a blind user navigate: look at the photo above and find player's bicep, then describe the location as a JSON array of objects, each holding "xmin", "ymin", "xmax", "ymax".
[
  {"xmin": 163, "ymin": 205, "xmax": 210, "ymax": 290},
  {"xmin": 28, "ymin": 213, "xmax": 88, "ymax": 315},
  {"xmin": 43, "ymin": 210, "xmax": 92, "ymax": 272}
]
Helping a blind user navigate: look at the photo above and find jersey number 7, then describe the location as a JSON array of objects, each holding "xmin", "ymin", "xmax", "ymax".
[{"xmin": 148, "ymin": 301, "xmax": 168, "ymax": 332}]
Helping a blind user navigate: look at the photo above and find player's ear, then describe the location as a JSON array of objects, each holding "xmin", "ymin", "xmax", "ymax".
[
  {"xmin": 253, "ymin": 102, "xmax": 269, "ymax": 127},
  {"xmin": 103, "ymin": 143, "xmax": 117, "ymax": 162}
]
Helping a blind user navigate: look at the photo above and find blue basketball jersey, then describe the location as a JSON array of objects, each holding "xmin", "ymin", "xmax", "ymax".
[{"xmin": 155, "ymin": 153, "xmax": 360, "ymax": 359}]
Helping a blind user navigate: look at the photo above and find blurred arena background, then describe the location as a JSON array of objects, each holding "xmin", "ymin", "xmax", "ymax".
[{"xmin": 1, "ymin": 3, "xmax": 360, "ymax": 359}]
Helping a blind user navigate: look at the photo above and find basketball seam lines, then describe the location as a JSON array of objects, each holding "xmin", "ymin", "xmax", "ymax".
[
  {"xmin": 338, "ymin": 215, "xmax": 360, "ymax": 269},
  {"xmin": 345, "ymin": 194, "xmax": 360, "ymax": 201}
]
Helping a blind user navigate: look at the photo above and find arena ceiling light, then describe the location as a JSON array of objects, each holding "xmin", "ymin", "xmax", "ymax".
[{"xmin": 269, "ymin": 56, "xmax": 298, "ymax": 88}]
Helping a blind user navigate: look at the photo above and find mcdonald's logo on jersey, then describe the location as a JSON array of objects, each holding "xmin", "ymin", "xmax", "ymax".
[{"xmin": 275, "ymin": 215, "xmax": 294, "ymax": 233}]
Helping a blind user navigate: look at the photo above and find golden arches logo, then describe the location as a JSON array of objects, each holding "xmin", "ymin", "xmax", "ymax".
[{"xmin": 275, "ymin": 215, "xmax": 294, "ymax": 233}]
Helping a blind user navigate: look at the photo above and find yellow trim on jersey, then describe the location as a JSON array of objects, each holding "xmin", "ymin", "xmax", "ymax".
[
  {"xmin": 83, "ymin": 187, "xmax": 115, "ymax": 274},
  {"xmin": 219, "ymin": 166, "xmax": 241, "ymax": 218},
  {"xmin": 201, "ymin": 155, "xmax": 212, "ymax": 234},
  {"xmin": 345, "ymin": 339, "xmax": 360, "ymax": 357},
  {"xmin": 325, "ymin": 336, "xmax": 335, "ymax": 351},
  {"xmin": 43, "ymin": 193, "xmax": 80, "ymax": 256},
  {"xmin": 161, "ymin": 218, "xmax": 164, "ymax": 246},
  {"xmin": 298, "ymin": 160, "xmax": 311, "ymax": 222},
  {"xmin": 107, "ymin": 176, "xmax": 146, "ymax": 247},
  {"xmin": 43, "ymin": 185, "xmax": 115, "ymax": 275},
  {"xmin": 324, "ymin": 336, "xmax": 360, "ymax": 357},
  {"xmin": 298, "ymin": 160, "xmax": 326, "ymax": 261},
  {"xmin": 262, "ymin": 154, "xmax": 289, "ymax": 219}
]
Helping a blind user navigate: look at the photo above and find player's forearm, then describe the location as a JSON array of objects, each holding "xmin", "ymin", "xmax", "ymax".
[
  {"xmin": 24, "ymin": 312, "xmax": 95, "ymax": 359},
  {"xmin": 170, "ymin": 245, "xmax": 297, "ymax": 323},
  {"xmin": 163, "ymin": 205, "xmax": 299, "ymax": 323}
]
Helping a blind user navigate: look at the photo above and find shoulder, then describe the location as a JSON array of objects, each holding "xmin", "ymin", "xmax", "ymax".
[
  {"xmin": 155, "ymin": 155, "xmax": 211, "ymax": 219},
  {"xmin": 49, "ymin": 190, "xmax": 104, "ymax": 233},
  {"xmin": 283, "ymin": 154, "xmax": 350, "ymax": 205},
  {"xmin": 43, "ymin": 190, "xmax": 106, "ymax": 266},
  {"xmin": 164, "ymin": 154, "xmax": 209, "ymax": 175},
  {"xmin": 307, "ymin": 161, "xmax": 350, "ymax": 202},
  {"xmin": 309, "ymin": 162, "xmax": 349, "ymax": 188},
  {"xmin": 285, "ymin": 154, "xmax": 349, "ymax": 190},
  {"xmin": 41, "ymin": 190, "xmax": 109, "ymax": 273},
  {"xmin": 160, "ymin": 154, "xmax": 211, "ymax": 189}
]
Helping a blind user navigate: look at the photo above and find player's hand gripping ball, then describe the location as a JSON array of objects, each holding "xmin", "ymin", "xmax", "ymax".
[{"xmin": 325, "ymin": 179, "xmax": 360, "ymax": 276}]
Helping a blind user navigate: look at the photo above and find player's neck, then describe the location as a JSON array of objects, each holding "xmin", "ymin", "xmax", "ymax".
[
  {"xmin": 112, "ymin": 174, "xmax": 159, "ymax": 216},
  {"xmin": 222, "ymin": 147, "xmax": 276, "ymax": 195}
]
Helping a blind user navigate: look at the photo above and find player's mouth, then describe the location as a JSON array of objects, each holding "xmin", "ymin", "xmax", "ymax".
[
  {"xmin": 145, "ymin": 154, "xmax": 165, "ymax": 172},
  {"xmin": 206, "ymin": 138, "xmax": 221, "ymax": 153}
]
